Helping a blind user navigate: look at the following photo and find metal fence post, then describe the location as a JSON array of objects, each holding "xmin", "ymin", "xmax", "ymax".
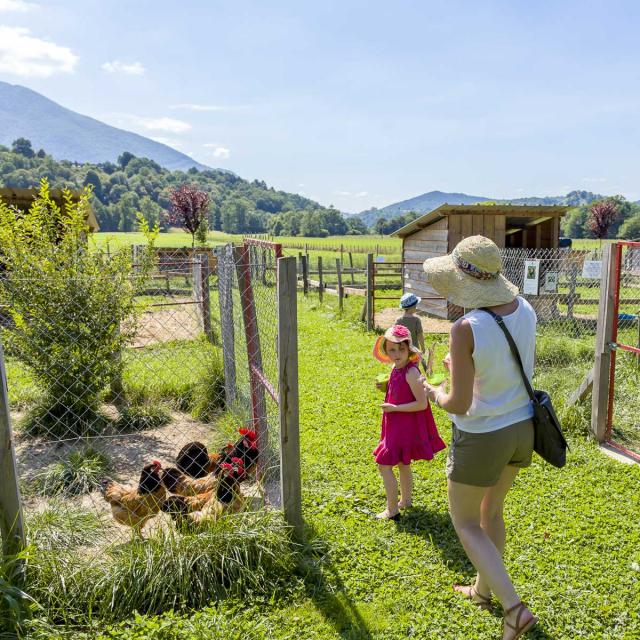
[
  {"xmin": 0, "ymin": 338, "xmax": 25, "ymax": 557},
  {"xmin": 366, "ymin": 253, "xmax": 374, "ymax": 331},
  {"xmin": 277, "ymin": 257, "xmax": 302, "ymax": 540},
  {"xmin": 591, "ymin": 243, "xmax": 618, "ymax": 442},
  {"xmin": 218, "ymin": 244, "xmax": 237, "ymax": 406}
]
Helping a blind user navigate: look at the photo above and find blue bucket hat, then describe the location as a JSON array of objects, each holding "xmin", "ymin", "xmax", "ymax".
[{"xmin": 400, "ymin": 292, "xmax": 421, "ymax": 309}]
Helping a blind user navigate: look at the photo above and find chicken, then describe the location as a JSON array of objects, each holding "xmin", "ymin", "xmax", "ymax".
[
  {"xmin": 101, "ymin": 461, "xmax": 166, "ymax": 531},
  {"xmin": 160, "ymin": 466, "xmax": 217, "ymax": 496},
  {"xmin": 217, "ymin": 429, "xmax": 259, "ymax": 475},
  {"xmin": 161, "ymin": 460, "xmax": 245, "ymax": 531},
  {"xmin": 176, "ymin": 441, "xmax": 223, "ymax": 478}
]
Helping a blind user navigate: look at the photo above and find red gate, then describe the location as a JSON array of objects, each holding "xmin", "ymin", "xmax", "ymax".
[{"xmin": 606, "ymin": 240, "xmax": 640, "ymax": 461}]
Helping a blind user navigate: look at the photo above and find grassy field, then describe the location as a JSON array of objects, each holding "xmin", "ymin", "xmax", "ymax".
[{"xmin": 11, "ymin": 292, "xmax": 635, "ymax": 639}]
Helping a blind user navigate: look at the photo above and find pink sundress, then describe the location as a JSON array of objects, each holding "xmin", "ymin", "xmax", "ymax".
[{"xmin": 373, "ymin": 362, "xmax": 446, "ymax": 465}]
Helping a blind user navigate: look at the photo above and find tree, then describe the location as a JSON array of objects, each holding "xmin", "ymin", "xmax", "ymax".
[
  {"xmin": 11, "ymin": 137, "xmax": 35, "ymax": 158},
  {"xmin": 117, "ymin": 151, "xmax": 135, "ymax": 169},
  {"xmin": 168, "ymin": 184, "xmax": 210, "ymax": 247},
  {"xmin": 619, "ymin": 214, "xmax": 640, "ymax": 240},
  {"xmin": 83, "ymin": 170, "xmax": 104, "ymax": 202},
  {"xmin": 36, "ymin": 149, "xmax": 46, "ymax": 158},
  {"xmin": 588, "ymin": 199, "xmax": 618, "ymax": 243}
]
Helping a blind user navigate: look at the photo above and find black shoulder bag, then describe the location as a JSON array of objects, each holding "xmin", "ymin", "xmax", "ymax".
[{"xmin": 480, "ymin": 308, "xmax": 568, "ymax": 468}]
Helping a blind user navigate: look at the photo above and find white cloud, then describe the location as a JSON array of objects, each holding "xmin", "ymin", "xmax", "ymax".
[
  {"xmin": 0, "ymin": 26, "xmax": 77, "ymax": 77},
  {"xmin": 581, "ymin": 177, "xmax": 608, "ymax": 184},
  {"xmin": 0, "ymin": 0, "xmax": 36, "ymax": 12},
  {"xmin": 101, "ymin": 60, "xmax": 145, "ymax": 75},
  {"xmin": 333, "ymin": 190, "xmax": 369, "ymax": 198},
  {"xmin": 129, "ymin": 116, "xmax": 191, "ymax": 133},
  {"xmin": 203, "ymin": 143, "xmax": 230, "ymax": 159},
  {"xmin": 355, "ymin": 191, "xmax": 369, "ymax": 198},
  {"xmin": 170, "ymin": 103, "xmax": 224, "ymax": 112}
]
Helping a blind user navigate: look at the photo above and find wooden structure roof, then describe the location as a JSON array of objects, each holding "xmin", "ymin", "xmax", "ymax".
[
  {"xmin": 0, "ymin": 187, "xmax": 100, "ymax": 232},
  {"xmin": 392, "ymin": 203, "xmax": 569, "ymax": 239}
]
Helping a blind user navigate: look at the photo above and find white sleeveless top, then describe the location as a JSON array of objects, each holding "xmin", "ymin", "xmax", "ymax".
[{"xmin": 451, "ymin": 297, "xmax": 537, "ymax": 433}]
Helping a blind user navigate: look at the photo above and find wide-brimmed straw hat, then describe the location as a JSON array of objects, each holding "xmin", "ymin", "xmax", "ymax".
[
  {"xmin": 422, "ymin": 235, "xmax": 518, "ymax": 309},
  {"xmin": 373, "ymin": 325, "xmax": 422, "ymax": 364}
]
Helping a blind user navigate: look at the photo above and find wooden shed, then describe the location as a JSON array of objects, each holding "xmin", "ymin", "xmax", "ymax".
[
  {"xmin": 0, "ymin": 187, "xmax": 100, "ymax": 232},
  {"xmin": 392, "ymin": 204, "xmax": 569, "ymax": 318}
]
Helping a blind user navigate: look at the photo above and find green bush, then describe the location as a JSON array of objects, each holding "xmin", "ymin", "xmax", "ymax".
[
  {"xmin": 33, "ymin": 447, "xmax": 111, "ymax": 497},
  {"xmin": 115, "ymin": 404, "xmax": 171, "ymax": 432},
  {"xmin": 0, "ymin": 180, "xmax": 157, "ymax": 438}
]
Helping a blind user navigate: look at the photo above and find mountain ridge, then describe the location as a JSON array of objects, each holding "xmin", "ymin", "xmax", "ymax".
[{"xmin": 0, "ymin": 81, "xmax": 211, "ymax": 172}]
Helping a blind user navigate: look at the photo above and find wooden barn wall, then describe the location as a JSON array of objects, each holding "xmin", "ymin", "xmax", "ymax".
[
  {"xmin": 447, "ymin": 214, "xmax": 506, "ymax": 250},
  {"xmin": 402, "ymin": 218, "xmax": 448, "ymax": 318}
]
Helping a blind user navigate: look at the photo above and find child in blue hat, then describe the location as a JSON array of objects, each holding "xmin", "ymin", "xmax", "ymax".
[{"xmin": 396, "ymin": 293, "xmax": 425, "ymax": 354}]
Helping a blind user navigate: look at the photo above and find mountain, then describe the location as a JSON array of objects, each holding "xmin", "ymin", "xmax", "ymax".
[
  {"xmin": 357, "ymin": 189, "xmax": 606, "ymax": 225},
  {"xmin": 0, "ymin": 81, "xmax": 209, "ymax": 172}
]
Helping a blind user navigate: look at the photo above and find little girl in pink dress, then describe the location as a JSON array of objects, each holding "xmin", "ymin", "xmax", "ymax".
[{"xmin": 373, "ymin": 324, "xmax": 446, "ymax": 520}]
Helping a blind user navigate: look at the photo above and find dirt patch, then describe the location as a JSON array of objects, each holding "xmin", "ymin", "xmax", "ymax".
[
  {"xmin": 375, "ymin": 307, "xmax": 453, "ymax": 335},
  {"xmin": 133, "ymin": 303, "xmax": 202, "ymax": 348}
]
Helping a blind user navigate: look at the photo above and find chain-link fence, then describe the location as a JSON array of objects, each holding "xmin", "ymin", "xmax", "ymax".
[{"xmin": 0, "ymin": 240, "xmax": 300, "ymax": 561}]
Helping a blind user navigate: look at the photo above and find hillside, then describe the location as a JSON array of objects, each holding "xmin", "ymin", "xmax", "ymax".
[
  {"xmin": 0, "ymin": 81, "xmax": 208, "ymax": 172},
  {"xmin": 358, "ymin": 189, "xmax": 606, "ymax": 225}
]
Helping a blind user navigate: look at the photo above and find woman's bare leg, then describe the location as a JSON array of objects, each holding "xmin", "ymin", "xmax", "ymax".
[{"xmin": 398, "ymin": 463, "xmax": 412, "ymax": 508}]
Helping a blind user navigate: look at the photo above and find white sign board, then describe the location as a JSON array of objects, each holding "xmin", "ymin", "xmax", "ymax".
[
  {"xmin": 582, "ymin": 260, "xmax": 602, "ymax": 280},
  {"xmin": 544, "ymin": 271, "xmax": 559, "ymax": 293},
  {"xmin": 523, "ymin": 259, "xmax": 540, "ymax": 295}
]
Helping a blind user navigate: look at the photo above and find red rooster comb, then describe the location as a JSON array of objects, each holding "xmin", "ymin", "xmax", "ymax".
[
  {"xmin": 239, "ymin": 428, "xmax": 257, "ymax": 440},
  {"xmin": 151, "ymin": 460, "xmax": 162, "ymax": 467}
]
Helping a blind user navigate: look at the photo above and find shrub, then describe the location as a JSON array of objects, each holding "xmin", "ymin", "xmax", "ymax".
[
  {"xmin": 33, "ymin": 447, "xmax": 111, "ymax": 497},
  {"xmin": 114, "ymin": 404, "xmax": 172, "ymax": 432},
  {"xmin": 0, "ymin": 180, "xmax": 157, "ymax": 438}
]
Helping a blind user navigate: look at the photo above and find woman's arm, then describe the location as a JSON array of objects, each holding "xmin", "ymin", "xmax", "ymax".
[
  {"xmin": 424, "ymin": 319, "xmax": 475, "ymax": 415},
  {"xmin": 381, "ymin": 366, "xmax": 428, "ymax": 413}
]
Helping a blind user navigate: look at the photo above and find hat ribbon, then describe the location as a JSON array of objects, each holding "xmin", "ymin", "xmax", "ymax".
[{"xmin": 452, "ymin": 249, "xmax": 499, "ymax": 281}]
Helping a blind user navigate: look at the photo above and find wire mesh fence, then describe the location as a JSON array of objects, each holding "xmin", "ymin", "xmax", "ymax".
[{"xmin": 0, "ymin": 240, "xmax": 297, "ymax": 562}]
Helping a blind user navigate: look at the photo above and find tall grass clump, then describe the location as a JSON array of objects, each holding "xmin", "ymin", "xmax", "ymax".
[
  {"xmin": 32, "ymin": 447, "xmax": 111, "ymax": 497},
  {"xmin": 26, "ymin": 511, "xmax": 298, "ymax": 626},
  {"xmin": 1, "ymin": 550, "xmax": 38, "ymax": 638},
  {"xmin": 115, "ymin": 403, "xmax": 171, "ymax": 432}
]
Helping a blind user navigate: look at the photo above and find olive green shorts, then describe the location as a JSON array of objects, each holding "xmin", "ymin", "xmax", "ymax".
[{"xmin": 446, "ymin": 418, "xmax": 534, "ymax": 487}]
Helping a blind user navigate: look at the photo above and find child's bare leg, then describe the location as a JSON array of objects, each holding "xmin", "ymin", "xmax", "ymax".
[
  {"xmin": 377, "ymin": 464, "xmax": 399, "ymax": 518},
  {"xmin": 398, "ymin": 463, "xmax": 413, "ymax": 508}
]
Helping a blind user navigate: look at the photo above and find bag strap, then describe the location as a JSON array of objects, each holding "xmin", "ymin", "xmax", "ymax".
[{"xmin": 479, "ymin": 307, "xmax": 536, "ymax": 403}]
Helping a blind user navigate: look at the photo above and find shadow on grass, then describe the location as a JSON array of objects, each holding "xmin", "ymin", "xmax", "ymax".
[
  {"xmin": 300, "ymin": 522, "xmax": 373, "ymax": 640},
  {"xmin": 395, "ymin": 507, "xmax": 557, "ymax": 639}
]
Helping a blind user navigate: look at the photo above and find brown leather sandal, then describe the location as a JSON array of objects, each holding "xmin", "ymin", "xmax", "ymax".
[
  {"xmin": 452, "ymin": 584, "xmax": 493, "ymax": 610},
  {"xmin": 503, "ymin": 601, "xmax": 538, "ymax": 639}
]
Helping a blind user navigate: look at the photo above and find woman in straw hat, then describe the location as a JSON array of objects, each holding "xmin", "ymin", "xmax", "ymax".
[{"xmin": 422, "ymin": 236, "xmax": 538, "ymax": 639}]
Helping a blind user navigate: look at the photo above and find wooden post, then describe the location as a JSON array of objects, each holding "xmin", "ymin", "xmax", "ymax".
[
  {"xmin": 277, "ymin": 257, "xmax": 302, "ymax": 540},
  {"xmin": 336, "ymin": 258, "xmax": 344, "ymax": 311},
  {"xmin": 201, "ymin": 254, "xmax": 214, "ymax": 343},
  {"xmin": 233, "ymin": 245, "xmax": 269, "ymax": 477},
  {"xmin": 261, "ymin": 249, "xmax": 268, "ymax": 286},
  {"xmin": 366, "ymin": 253, "xmax": 374, "ymax": 331},
  {"xmin": 567, "ymin": 260, "xmax": 578, "ymax": 320},
  {"xmin": 298, "ymin": 252, "xmax": 303, "ymax": 278},
  {"xmin": 218, "ymin": 245, "xmax": 237, "ymax": 406},
  {"xmin": 318, "ymin": 256, "xmax": 323, "ymax": 303},
  {"xmin": 0, "ymin": 338, "xmax": 25, "ymax": 556},
  {"xmin": 302, "ymin": 255, "xmax": 309, "ymax": 295},
  {"xmin": 349, "ymin": 252, "xmax": 355, "ymax": 285},
  {"xmin": 591, "ymin": 244, "xmax": 618, "ymax": 442}
]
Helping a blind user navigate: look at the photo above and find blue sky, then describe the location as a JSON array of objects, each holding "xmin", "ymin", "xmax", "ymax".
[{"xmin": 1, "ymin": 0, "xmax": 639, "ymax": 211}]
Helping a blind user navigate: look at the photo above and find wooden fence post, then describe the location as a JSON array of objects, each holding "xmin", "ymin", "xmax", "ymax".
[
  {"xmin": 218, "ymin": 244, "xmax": 237, "ymax": 406},
  {"xmin": 302, "ymin": 255, "xmax": 309, "ymax": 295},
  {"xmin": 336, "ymin": 258, "xmax": 344, "ymax": 311},
  {"xmin": 0, "ymin": 338, "xmax": 25, "ymax": 557},
  {"xmin": 261, "ymin": 249, "xmax": 268, "ymax": 286},
  {"xmin": 567, "ymin": 260, "xmax": 578, "ymax": 320},
  {"xmin": 366, "ymin": 253, "xmax": 375, "ymax": 331},
  {"xmin": 193, "ymin": 254, "xmax": 213, "ymax": 343},
  {"xmin": 591, "ymin": 244, "xmax": 618, "ymax": 442},
  {"xmin": 277, "ymin": 257, "xmax": 302, "ymax": 540},
  {"xmin": 318, "ymin": 257, "xmax": 323, "ymax": 303},
  {"xmin": 349, "ymin": 252, "xmax": 355, "ymax": 285}
]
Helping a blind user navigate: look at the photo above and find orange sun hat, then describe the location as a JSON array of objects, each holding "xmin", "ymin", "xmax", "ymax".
[{"xmin": 373, "ymin": 324, "xmax": 422, "ymax": 364}]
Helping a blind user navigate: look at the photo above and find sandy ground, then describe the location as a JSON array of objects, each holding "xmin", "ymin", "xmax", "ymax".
[
  {"xmin": 133, "ymin": 303, "xmax": 202, "ymax": 348},
  {"xmin": 375, "ymin": 307, "xmax": 453, "ymax": 334}
]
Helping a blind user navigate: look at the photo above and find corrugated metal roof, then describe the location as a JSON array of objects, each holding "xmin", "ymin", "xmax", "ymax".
[
  {"xmin": 391, "ymin": 203, "xmax": 570, "ymax": 238},
  {"xmin": 0, "ymin": 187, "xmax": 100, "ymax": 232}
]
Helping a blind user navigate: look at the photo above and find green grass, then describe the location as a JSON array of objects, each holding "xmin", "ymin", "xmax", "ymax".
[{"xmin": 32, "ymin": 447, "xmax": 111, "ymax": 497}]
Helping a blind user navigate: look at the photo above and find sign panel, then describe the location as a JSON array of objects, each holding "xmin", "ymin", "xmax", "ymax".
[
  {"xmin": 582, "ymin": 260, "xmax": 602, "ymax": 279},
  {"xmin": 523, "ymin": 259, "xmax": 540, "ymax": 295},
  {"xmin": 544, "ymin": 271, "xmax": 558, "ymax": 293}
]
